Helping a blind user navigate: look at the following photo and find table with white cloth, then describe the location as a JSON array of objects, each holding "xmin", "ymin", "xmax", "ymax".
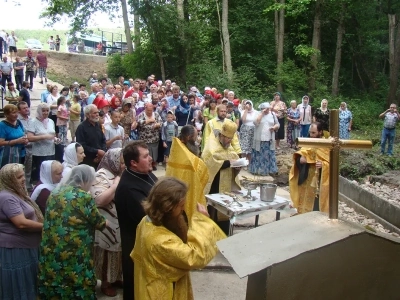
[{"xmin": 206, "ymin": 189, "xmax": 290, "ymax": 235}]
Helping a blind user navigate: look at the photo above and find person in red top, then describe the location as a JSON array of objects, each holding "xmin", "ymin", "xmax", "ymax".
[{"xmin": 36, "ymin": 50, "xmax": 48, "ymax": 84}]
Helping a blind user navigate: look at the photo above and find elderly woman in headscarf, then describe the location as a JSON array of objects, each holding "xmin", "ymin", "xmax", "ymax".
[
  {"xmin": 38, "ymin": 165, "xmax": 107, "ymax": 299},
  {"xmin": 31, "ymin": 160, "xmax": 63, "ymax": 214},
  {"xmin": 239, "ymin": 100, "xmax": 257, "ymax": 162},
  {"xmin": 339, "ymin": 102, "xmax": 353, "ymax": 139},
  {"xmin": 27, "ymin": 103, "xmax": 56, "ymax": 183},
  {"xmin": 0, "ymin": 163, "xmax": 44, "ymax": 300},
  {"xmin": 297, "ymin": 95, "xmax": 312, "ymax": 137},
  {"xmin": 248, "ymin": 103, "xmax": 279, "ymax": 176},
  {"xmin": 90, "ymin": 148, "xmax": 125, "ymax": 297},
  {"xmin": 62, "ymin": 142, "xmax": 86, "ymax": 178},
  {"xmin": 175, "ymin": 93, "xmax": 191, "ymax": 131}
]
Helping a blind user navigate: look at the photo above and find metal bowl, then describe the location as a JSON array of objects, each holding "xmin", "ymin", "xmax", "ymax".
[{"xmin": 240, "ymin": 180, "xmax": 259, "ymax": 190}]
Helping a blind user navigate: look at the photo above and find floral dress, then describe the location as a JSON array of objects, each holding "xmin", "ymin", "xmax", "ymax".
[
  {"xmin": 286, "ymin": 108, "xmax": 301, "ymax": 147},
  {"xmin": 38, "ymin": 186, "xmax": 106, "ymax": 299},
  {"xmin": 314, "ymin": 108, "xmax": 330, "ymax": 132},
  {"xmin": 339, "ymin": 109, "xmax": 352, "ymax": 139},
  {"xmin": 136, "ymin": 111, "xmax": 162, "ymax": 144}
]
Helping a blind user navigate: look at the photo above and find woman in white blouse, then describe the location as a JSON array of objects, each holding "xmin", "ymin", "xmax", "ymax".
[
  {"xmin": 248, "ymin": 102, "xmax": 279, "ymax": 176},
  {"xmin": 239, "ymin": 100, "xmax": 257, "ymax": 162},
  {"xmin": 27, "ymin": 103, "xmax": 56, "ymax": 183},
  {"xmin": 297, "ymin": 95, "xmax": 312, "ymax": 137}
]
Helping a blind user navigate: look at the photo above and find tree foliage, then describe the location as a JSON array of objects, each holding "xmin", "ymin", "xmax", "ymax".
[{"xmin": 40, "ymin": 0, "xmax": 400, "ymax": 111}]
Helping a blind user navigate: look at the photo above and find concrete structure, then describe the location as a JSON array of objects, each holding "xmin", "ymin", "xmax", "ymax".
[
  {"xmin": 339, "ymin": 176, "xmax": 400, "ymax": 232},
  {"xmin": 218, "ymin": 211, "xmax": 400, "ymax": 300}
]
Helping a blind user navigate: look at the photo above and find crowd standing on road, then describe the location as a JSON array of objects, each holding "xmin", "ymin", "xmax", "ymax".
[{"xmin": 0, "ymin": 64, "xmax": 399, "ymax": 299}]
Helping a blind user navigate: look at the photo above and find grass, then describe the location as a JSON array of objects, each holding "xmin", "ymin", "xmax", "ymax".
[{"xmin": 47, "ymin": 72, "xmax": 83, "ymax": 88}]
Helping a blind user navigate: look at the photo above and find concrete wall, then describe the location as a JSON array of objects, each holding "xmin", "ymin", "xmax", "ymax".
[
  {"xmin": 339, "ymin": 176, "xmax": 400, "ymax": 229},
  {"xmin": 16, "ymin": 49, "xmax": 107, "ymax": 65},
  {"xmin": 245, "ymin": 233, "xmax": 400, "ymax": 300}
]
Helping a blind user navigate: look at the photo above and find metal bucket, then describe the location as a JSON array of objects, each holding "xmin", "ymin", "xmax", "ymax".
[{"xmin": 260, "ymin": 183, "xmax": 277, "ymax": 202}]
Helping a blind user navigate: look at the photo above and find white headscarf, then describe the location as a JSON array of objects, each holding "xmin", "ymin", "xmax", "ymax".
[
  {"xmin": 62, "ymin": 143, "xmax": 79, "ymax": 177},
  {"xmin": 57, "ymin": 165, "xmax": 96, "ymax": 192},
  {"xmin": 31, "ymin": 160, "xmax": 58, "ymax": 202}
]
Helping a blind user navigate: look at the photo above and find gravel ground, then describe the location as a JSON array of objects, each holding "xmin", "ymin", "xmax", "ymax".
[
  {"xmin": 281, "ymin": 184, "xmax": 400, "ymax": 238},
  {"xmin": 358, "ymin": 180, "xmax": 400, "ymax": 208}
]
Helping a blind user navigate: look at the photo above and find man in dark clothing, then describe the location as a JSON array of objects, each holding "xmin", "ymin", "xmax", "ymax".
[
  {"xmin": 115, "ymin": 140, "xmax": 157, "ymax": 300},
  {"xmin": 76, "ymin": 104, "xmax": 106, "ymax": 168},
  {"xmin": 19, "ymin": 81, "xmax": 31, "ymax": 107}
]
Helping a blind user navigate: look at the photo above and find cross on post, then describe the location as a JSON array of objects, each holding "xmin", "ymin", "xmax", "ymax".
[{"xmin": 296, "ymin": 109, "xmax": 373, "ymax": 219}]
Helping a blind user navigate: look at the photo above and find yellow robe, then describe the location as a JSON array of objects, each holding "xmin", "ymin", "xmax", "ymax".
[
  {"xmin": 202, "ymin": 118, "xmax": 241, "ymax": 154},
  {"xmin": 289, "ymin": 147, "xmax": 330, "ymax": 214},
  {"xmin": 166, "ymin": 137, "xmax": 209, "ymax": 220},
  {"xmin": 201, "ymin": 133, "xmax": 241, "ymax": 195},
  {"xmin": 131, "ymin": 213, "xmax": 226, "ymax": 300}
]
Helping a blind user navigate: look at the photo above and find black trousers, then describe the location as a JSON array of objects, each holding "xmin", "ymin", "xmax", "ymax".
[
  {"xmin": 15, "ymin": 74, "xmax": 23, "ymax": 90},
  {"xmin": 25, "ymin": 71, "xmax": 35, "ymax": 90},
  {"xmin": 1, "ymin": 74, "xmax": 12, "ymax": 89}
]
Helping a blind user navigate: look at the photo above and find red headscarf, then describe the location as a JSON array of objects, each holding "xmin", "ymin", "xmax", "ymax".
[
  {"xmin": 110, "ymin": 96, "xmax": 121, "ymax": 109},
  {"xmin": 92, "ymin": 95, "xmax": 105, "ymax": 107},
  {"xmin": 97, "ymin": 99, "xmax": 110, "ymax": 110}
]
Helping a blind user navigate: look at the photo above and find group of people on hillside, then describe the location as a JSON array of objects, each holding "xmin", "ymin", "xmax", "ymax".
[
  {"xmin": 0, "ymin": 47, "xmax": 49, "ymax": 94},
  {"xmin": 0, "ymin": 68, "xmax": 399, "ymax": 300}
]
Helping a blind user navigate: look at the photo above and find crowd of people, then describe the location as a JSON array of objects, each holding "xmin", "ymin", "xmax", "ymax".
[{"xmin": 0, "ymin": 66, "xmax": 399, "ymax": 299}]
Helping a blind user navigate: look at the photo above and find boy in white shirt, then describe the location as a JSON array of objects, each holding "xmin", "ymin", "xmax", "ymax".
[{"xmin": 105, "ymin": 110, "xmax": 125, "ymax": 149}]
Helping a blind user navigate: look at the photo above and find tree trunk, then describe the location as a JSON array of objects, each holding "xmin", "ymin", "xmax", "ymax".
[
  {"xmin": 177, "ymin": 0, "xmax": 186, "ymax": 85},
  {"xmin": 387, "ymin": 14, "xmax": 400, "ymax": 106},
  {"xmin": 332, "ymin": 3, "xmax": 346, "ymax": 97},
  {"xmin": 276, "ymin": 0, "xmax": 285, "ymax": 93},
  {"xmin": 274, "ymin": 4, "xmax": 279, "ymax": 56},
  {"xmin": 120, "ymin": 0, "xmax": 134, "ymax": 53},
  {"xmin": 157, "ymin": 48, "xmax": 166, "ymax": 82},
  {"xmin": 309, "ymin": 0, "xmax": 322, "ymax": 92},
  {"xmin": 216, "ymin": 0, "xmax": 225, "ymax": 72},
  {"xmin": 133, "ymin": 0, "xmax": 141, "ymax": 49},
  {"xmin": 222, "ymin": 0, "xmax": 233, "ymax": 81}
]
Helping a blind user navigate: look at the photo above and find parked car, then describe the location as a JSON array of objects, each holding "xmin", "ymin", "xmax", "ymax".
[{"xmin": 25, "ymin": 38, "xmax": 43, "ymax": 49}]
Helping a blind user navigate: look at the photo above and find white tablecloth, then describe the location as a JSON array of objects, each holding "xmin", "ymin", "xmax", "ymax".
[{"xmin": 205, "ymin": 189, "xmax": 290, "ymax": 223}]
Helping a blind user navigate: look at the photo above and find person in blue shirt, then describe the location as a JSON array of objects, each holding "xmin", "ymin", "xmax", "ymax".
[
  {"xmin": 167, "ymin": 85, "xmax": 181, "ymax": 111},
  {"xmin": 0, "ymin": 104, "xmax": 28, "ymax": 167},
  {"xmin": 41, "ymin": 84, "xmax": 51, "ymax": 103}
]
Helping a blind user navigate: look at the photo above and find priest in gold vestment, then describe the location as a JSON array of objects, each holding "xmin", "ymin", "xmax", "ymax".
[
  {"xmin": 165, "ymin": 125, "xmax": 209, "ymax": 220},
  {"xmin": 202, "ymin": 104, "xmax": 241, "ymax": 154},
  {"xmin": 289, "ymin": 122, "xmax": 330, "ymax": 213},
  {"xmin": 131, "ymin": 177, "xmax": 226, "ymax": 300},
  {"xmin": 202, "ymin": 121, "xmax": 242, "ymax": 234}
]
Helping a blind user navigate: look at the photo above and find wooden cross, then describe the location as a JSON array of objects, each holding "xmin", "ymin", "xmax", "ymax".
[{"xmin": 296, "ymin": 109, "xmax": 372, "ymax": 219}]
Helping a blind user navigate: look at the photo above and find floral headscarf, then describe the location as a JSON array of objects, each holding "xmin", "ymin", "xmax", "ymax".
[
  {"xmin": 97, "ymin": 148, "xmax": 123, "ymax": 176},
  {"xmin": 0, "ymin": 163, "xmax": 44, "ymax": 222}
]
